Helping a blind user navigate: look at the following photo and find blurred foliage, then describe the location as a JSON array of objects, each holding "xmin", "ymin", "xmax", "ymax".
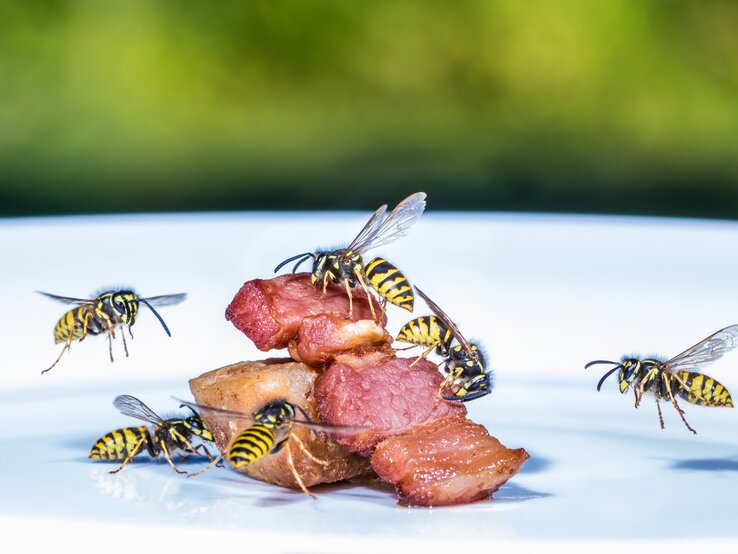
[{"xmin": 2, "ymin": 0, "xmax": 738, "ymax": 217}]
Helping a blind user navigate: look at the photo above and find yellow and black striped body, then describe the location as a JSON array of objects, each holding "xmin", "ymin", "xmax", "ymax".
[
  {"xmin": 364, "ymin": 257, "xmax": 414, "ymax": 311},
  {"xmin": 397, "ymin": 315, "xmax": 453, "ymax": 351},
  {"xmin": 228, "ymin": 423, "xmax": 277, "ymax": 470},
  {"xmin": 89, "ymin": 425, "xmax": 155, "ymax": 460},
  {"xmin": 618, "ymin": 358, "xmax": 733, "ymax": 408},
  {"xmin": 53, "ymin": 305, "xmax": 107, "ymax": 344},
  {"xmin": 675, "ymin": 371, "xmax": 733, "ymax": 407},
  {"xmin": 227, "ymin": 400, "xmax": 296, "ymax": 471}
]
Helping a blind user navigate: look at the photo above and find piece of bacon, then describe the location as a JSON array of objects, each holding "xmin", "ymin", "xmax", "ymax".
[
  {"xmin": 288, "ymin": 314, "xmax": 393, "ymax": 366},
  {"xmin": 371, "ymin": 415, "xmax": 530, "ymax": 506},
  {"xmin": 189, "ymin": 359, "xmax": 373, "ymax": 490},
  {"xmin": 225, "ymin": 274, "xmax": 382, "ymax": 351},
  {"xmin": 314, "ymin": 352, "xmax": 467, "ymax": 456}
]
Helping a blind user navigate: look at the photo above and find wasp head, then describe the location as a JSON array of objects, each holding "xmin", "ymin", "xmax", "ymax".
[
  {"xmin": 109, "ymin": 291, "xmax": 139, "ymax": 324},
  {"xmin": 254, "ymin": 400, "xmax": 296, "ymax": 428}
]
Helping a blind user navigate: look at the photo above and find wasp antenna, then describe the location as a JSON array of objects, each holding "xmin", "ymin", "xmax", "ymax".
[
  {"xmin": 584, "ymin": 359, "xmax": 619, "ymax": 369},
  {"xmin": 596, "ymin": 365, "xmax": 623, "ymax": 392},
  {"xmin": 294, "ymin": 404, "xmax": 319, "ymax": 437},
  {"xmin": 274, "ymin": 252, "xmax": 315, "ymax": 273},
  {"xmin": 139, "ymin": 298, "xmax": 172, "ymax": 337},
  {"xmin": 180, "ymin": 404, "xmax": 199, "ymax": 417}
]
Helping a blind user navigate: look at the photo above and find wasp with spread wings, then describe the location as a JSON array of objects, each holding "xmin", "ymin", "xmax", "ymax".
[
  {"xmin": 89, "ymin": 395, "xmax": 216, "ymax": 474},
  {"xmin": 177, "ymin": 398, "xmax": 366, "ymax": 499},
  {"xmin": 586, "ymin": 325, "xmax": 738, "ymax": 434},
  {"xmin": 37, "ymin": 289, "xmax": 186, "ymax": 374},
  {"xmin": 274, "ymin": 192, "xmax": 426, "ymax": 319},
  {"xmin": 396, "ymin": 286, "xmax": 493, "ymax": 403}
]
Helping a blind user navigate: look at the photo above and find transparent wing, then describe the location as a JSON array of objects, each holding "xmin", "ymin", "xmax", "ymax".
[
  {"xmin": 36, "ymin": 291, "xmax": 94, "ymax": 305},
  {"xmin": 174, "ymin": 397, "xmax": 369, "ymax": 435},
  {"xmin": 140, "ymin": 293, "xmax": 187, "ymax": 306},
  {"xmin": 346, "ymin": 192, "xmax": 426, "ymax": 254},
  {"xmin": 113, "ymin": 395, "xmax": 165, "ymax": 425},
  {"xmin": 414, "ymin": 286, "xmax": 475, "ymax": 356},
  {"xmin": 663, "ymin": 324, "xmax": 738, "ymax": 373}
]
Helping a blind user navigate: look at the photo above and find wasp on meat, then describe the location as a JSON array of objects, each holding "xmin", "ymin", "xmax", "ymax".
[
  {"xmin": 274, "ymin": 192, "xmax": 426, "ymax": 320},
  {"xmin": 176, "ymin": 397, "xmax": 365, "ymax": 499},
  {"xmin": 396, "ymin": 286, "xmax": 493, "ymax": 402},
  {"xmin": 89, "ymin": 395, "xmax": 217, "ymax": 474},
  {"xmin": 38, "ymin": 289, "xmax": 186, "ymax": 374},
  {"xmin": 586, "ymin": 324, "xmax": 738, "ymax": 434}
]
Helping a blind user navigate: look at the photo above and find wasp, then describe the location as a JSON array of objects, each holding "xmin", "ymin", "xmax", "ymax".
[
  {"xmin": 274, "ymin": 192, "xmax": 426, "ymax": 320},
  {"xmin": 89, "ymin": 395, "xmax": 217, "ymax": 474},
  {"xmin": 177, "ymin": 398, "xmax": 365, "ymax": 499},
  {"xmin": 586, "ymin": 324, "xmax": 738, "ymax": 434},
  {"xmin": 396, "ymin": 286, "xmax": 493, "ymax": 402},
  {"xmin": 38, "ymin": 289, "xmax": 186, "ymax": 373}
]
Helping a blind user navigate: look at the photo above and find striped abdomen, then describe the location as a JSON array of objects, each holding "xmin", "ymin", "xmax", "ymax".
[
  {"xmin": 676, "ymin": 371, "xmax": 733, "ymax": 407},
  {"xmin": 53, "ymin": 306, "xmax": 104, "ymax": 343},
  {"xmin": 396, "ymin": 315, "xmax": 452, "ymax": 349},
  {"xmin": 228, "ymin": 424, "xmax": 276, "ymax": 470},
  {"xmin": 89, "ymin": 426, "xmax": 153, "ymax": 460},
  {"xmin": 365, "ymin": 257, "xmax": 414, "ymax": 311}
]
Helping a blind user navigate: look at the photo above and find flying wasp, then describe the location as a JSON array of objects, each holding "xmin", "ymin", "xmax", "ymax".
[
  {"xmin": 177, "ymin": 398, "xmax": 365, "ymax": 499},
  {"xmin": 89, "ymin": 395, "xmax": 217, "ymax": 474},
  {"xmin": 274, "ymin": 192, "xmax": 426, "ymax": 320},
  {"xmin": 396, "ymin": 286, "xmax": 493, "ymax": 402},
  {"xmin": 38, "ymin": 289, "xmax": 186, "ymax": 374},
  {"xmin": 586, "ymin": 324, "xmax": 738, "ymax": 434}
]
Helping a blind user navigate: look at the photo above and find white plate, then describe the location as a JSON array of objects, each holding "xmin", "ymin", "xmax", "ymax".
[{"xmin": 2, "ymin": 212, "xmax": 738, "ymax": 552}]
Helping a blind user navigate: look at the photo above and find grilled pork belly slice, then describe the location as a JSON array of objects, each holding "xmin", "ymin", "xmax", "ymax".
[
  {"xmin": 314, "ymin": 352, "xmax": 467, "ymax": 456},
  {"xmin": 189, "ymin": 359, "xmax": 373, "ymax": 490},
  {"xmin": 225, "ymin": 274, "xmax": 382, "ymax": 351},
  {"xmin": 288, "ymin": 314, "xmax": 393, "ymax": 366},
  {"xmin": 371, "ymin": 415, "xmax": 529, "ymax": 506}
]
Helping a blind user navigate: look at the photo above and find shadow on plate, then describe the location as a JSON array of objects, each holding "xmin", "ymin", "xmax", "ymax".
[
  {"xmin": 516, "ymin": 451, "xmax": 552, "ymax": 474},
  {"xmin": 669, "ymin": 456, "xmax": 738, "ymax": 472}
]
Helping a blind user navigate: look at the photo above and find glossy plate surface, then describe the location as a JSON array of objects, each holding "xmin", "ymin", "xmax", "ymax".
[{"xmin": 2, "ymin": 212, "xmax": 738, "ymax": 552}]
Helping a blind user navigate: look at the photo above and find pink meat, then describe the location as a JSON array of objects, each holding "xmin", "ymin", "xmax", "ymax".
[
  {"xmin": 371, "ymin": 415, "xmax": 529, "ymax": 506},
  {"xmin": 289, "ymin": 314, "xmax": 393, "ymax": 366},
  {"xmin": 225, "ymin": 273, "xmax": 382, "ymax": 351},
  {"xmin": 314, "ymin": 352, "xmax": 467, "ymax": 455}
]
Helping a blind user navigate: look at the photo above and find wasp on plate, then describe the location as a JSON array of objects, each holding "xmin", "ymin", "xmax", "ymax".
[
  {"xmin": 274, "ymin": 192, "xmax": 426, "ymax": 320},
  {"xmin": 38, "ymin": 289, "xmax": 186, "ymax": 374},
  {"xmin": 586, "ymin": 324, "xmax": 738, "ymax": 434},
  {"xmin": 177, "ymin": 398, "xmax": 365, "ymax": 499},
  {"xmin": 89, "ymin": 395, "xmax": 216, "ymax": 474},
  {"xmin": 396, "ymin": 286, "xmax": 493, "ymax": 402}
]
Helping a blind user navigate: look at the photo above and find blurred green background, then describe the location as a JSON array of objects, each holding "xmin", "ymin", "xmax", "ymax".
[{"xmin": 2, "ymin": 0, "xmax": 738, "ymax": 218}]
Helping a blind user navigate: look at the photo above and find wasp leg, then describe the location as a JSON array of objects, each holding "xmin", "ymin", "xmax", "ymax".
[
  {"xmin": 109, "ymin": 438, "xmax": 146, "ymax": 475},
  {"xmin": 160, "ymin": 441, "xmax": 187, "ymax": 475},
  {"xmin": 632, "ymin": 387, "xmax": 640, "ymax": 408},
  {"xmin": 120, "ymin": 326, "xmax": 130, "ymax": 358},
  {"xmin": 343, "ymin": 279, "xmax": 355, "ymax": 319},
  {"xmin": 42, "ymin": 335, "xmax": 75, "ymax": 374},
  {"xmin": 409, "ymin": 344, "xmax": 438, "ymax": 367},
  {"xmin": 665, "ymin": 381, "xmax": 697, "ymax": 434},
  {"xmin": 322, "ymin": 272, "xmax": 330, "ymax": 296},
  {"xmin": 191, "ymin": 444, "xmax": 223, "ymax": 466},
  {"xmin": 290, "ymin": 432, "xmax": 329, "ymax": 467},
  {"xmin": 186, "ymin": 453, "xmax": 224, "ymax": 478},
  {"xmin": 655, "ymin": 398, "xmax": 665, "ymax": 430},
  {"xmin": 353, "ymin": 269, "xmax": 378, "ymax": 321},
  {"xmin": 436, "ymin": 367, "xmax": 464, "ymax": 402},
  {"xmin": 284, "ymin": 440, "xmax": 316, "ymax": 500}
]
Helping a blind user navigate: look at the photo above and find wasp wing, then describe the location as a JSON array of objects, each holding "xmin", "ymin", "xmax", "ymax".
[
  {"xmin": 174, "ymin": 397, "xmax": 369, "ymax": 435},
  {"xmin": 346, "ymin": 192, "xmax": 426, "ymax": 255},
  {"xmin": 414, "ymin": 286, "xmax": 476, "ymax": 357},
  {"xmin": 36, "ymin": 291, "xmax": 94, "ymax": 305},
  {"xmin": 113, "ymin": 395, "xmax": 165, "ymax": 425},
  {"xmin": 663, "ymin": 324, "xmax": 738, "ymax": 373},
  {"xmin": 140, "ymin": 293, "xmax": 187, "ymax": 306},
  {"xmin": 174, "ymin": 398, "xmax": 256, "ymax": 425}
]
